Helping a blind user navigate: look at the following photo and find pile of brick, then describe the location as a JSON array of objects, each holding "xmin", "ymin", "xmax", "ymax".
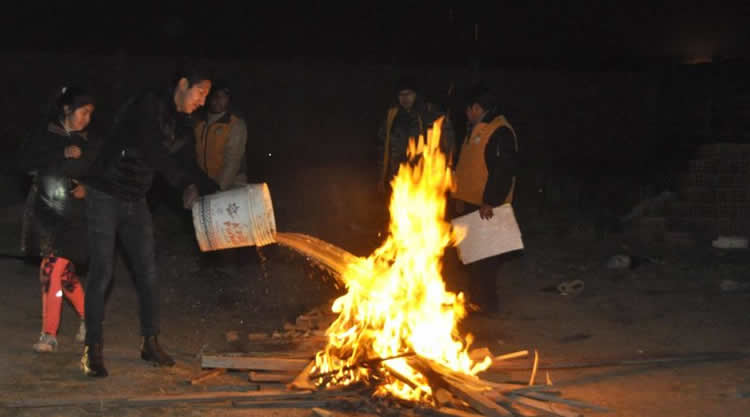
[{"xmin": 666, "ymin": 143, "xmax": 750, "ymax": 242}]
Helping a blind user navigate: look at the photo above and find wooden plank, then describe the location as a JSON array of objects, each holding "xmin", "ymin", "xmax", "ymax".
[
  {"xmin": 479, "ymin": 381, "xmax": 529, "ymax": 393},
  {"xmin": 434, "ymin": 407, "xmax": 485, "ymax": 417},
  {"xmin": 491, "ymin": 351, "xmax": 747, "ymax": 371},
  {"xmin": 231, "ymin": 399, "xmax": 335, "ymax": 409},
  {"xmin": 248, "ymin": 371, "xmax": 296, "ymax": 383},
  {"xmin": 511, "ymin": 396, "xmax": 583, "ymax": 417},
  {"xmin": 517, "ymin": 391, "xmax": 610, "ymax": 413},
  {"xmin": 4, "ymin": 397, "xmax": 126, "ymax": 409},
  {"xmin": 493, "ymin": 350, "xmax": 529, "ymax": 362},
  {"xmin": 201, "ymin": 354, "xmax": 309, "ymax": 371},
  {"xmin": 312, "ymin": 408, "xmax": 335, "ymax": 417},
  {"xmin": 6, "ymin": 389, "xmax": 369, "ymax": 411},
  {"xmin": 443, "ymin": 384, "xmax": 514, "ymax": 417},
  {"xmin": 189, "ymin": 368, "xmax": 227, "ymax": 385},
  {"xmin": 412, "ymin": 357, "xmax": 514, "ymax": 417},
  {"xmin": 5, "ymin": 390, "xmax": 306, "ymax": 409},
  {"xmin": 288, "ymin": 360, "xmax": 317, "ymax": 390},
  {"xmin": 528, "ymin": 350, "xmax": 539, "ymax": 386},
  {"xmin": 125, "ymin": 390, "xmax": 311, "ymax": 406}
]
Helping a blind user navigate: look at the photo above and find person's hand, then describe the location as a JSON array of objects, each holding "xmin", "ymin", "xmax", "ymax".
[
  {"xmin": 182, "ymin": 184, "xmax": 199, "ymax": 209},
  {"xmin": 64, "ymin": 145, "xmax": 82, "ymax": 159},
  {"xmin": 479, "ymin": 204, "xmax": 494, "ymax": 220},
  {"xmin": 71, "ymin": 180, "xmax": 86, "ymax": 199}
]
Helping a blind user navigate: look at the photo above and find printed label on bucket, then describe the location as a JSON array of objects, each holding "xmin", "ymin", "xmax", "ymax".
[{"xmin": 192, "ymin": 184, "xmax": 277, "ymax": 251}]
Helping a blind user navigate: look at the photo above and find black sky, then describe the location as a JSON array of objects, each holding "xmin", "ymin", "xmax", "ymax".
[{"xmin": 2, "ymin": 2, "xmax": 748, "ymax": 67}]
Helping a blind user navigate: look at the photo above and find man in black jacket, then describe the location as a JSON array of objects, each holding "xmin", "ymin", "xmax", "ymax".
[{"xmin": 80, "ymin": 65, "xmax": 211, "ymax": 377}]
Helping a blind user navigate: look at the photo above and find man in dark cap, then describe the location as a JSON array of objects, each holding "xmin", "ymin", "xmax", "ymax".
[{"xmin": 376, "ymin": 75, "xmax": 455, "ymax": 193}]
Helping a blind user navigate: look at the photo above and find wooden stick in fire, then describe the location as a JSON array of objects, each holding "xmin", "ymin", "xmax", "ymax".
[{"xmin": 308, "ymin": 351, "xmax": 416, "ymax": 381}]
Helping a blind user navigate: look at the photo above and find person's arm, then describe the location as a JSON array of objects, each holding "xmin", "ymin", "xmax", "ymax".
[
  {"xmin": 376, "ymin": 117, "xmax": 388, "ymax": 170},
  {"xmin": 132, "ymin": 95, "xmax": 199, "ymax": 207},
  {"xmin": 481, "ymin": 126, "xmax": 518, "ymax": 209},
  {"xmin": 438, "ymin": 115, "xmax": 456, "ymax": 167},
  {"xmin": 54, "ymin": 135, "xmax": 102, "ymax": 179},
  {"xmin": 216, "ymin": 117, "xmax": 247, "ymax": 190},
  {"xmin": 375, "ymin": 113, "xmax": 392, "ymax": 191},
  {"xmin": 134, "ymin": 96, "xmax": 194, "ymax": 191}
]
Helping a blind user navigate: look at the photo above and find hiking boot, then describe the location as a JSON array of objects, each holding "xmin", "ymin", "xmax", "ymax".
[
  {"xmin": 140, "ymin": 336, "xmax": 175, "ymax": 367},
  {"xmin": 81, "ymin": 344, "xmax": 108, "ymax": 377},
  {"xmin": 75, "ymin": 321, "xmax": 86, "ymax": 343},
  {"xmin": 32, "ymin": 333, "xmax": 58, "ymax": 353}
]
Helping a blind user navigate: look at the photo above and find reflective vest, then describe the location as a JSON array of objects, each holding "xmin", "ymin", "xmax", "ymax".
[
  {"xmin": 453, "ymin": 115, "xmax": 518, "ymax": 206},
  {"xmin": 194, "ymin": 113, "xmax": 238, "ymax": 182},
  {"xmin": 380, "ymin": 106, "xmax": 423, "ymax": 184}
]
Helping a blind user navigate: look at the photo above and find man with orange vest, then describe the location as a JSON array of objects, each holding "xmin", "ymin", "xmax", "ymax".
[
  {"xmin": 376, "ymin": 76, "xmax": 455, "ymax": 193},
  {"xmin": 450, "ymin": 85, "xmax": 520, "ymax": 314},
  {"xmin": 194, "ymin": 81, "xmax": 248, "ymax": 191}
]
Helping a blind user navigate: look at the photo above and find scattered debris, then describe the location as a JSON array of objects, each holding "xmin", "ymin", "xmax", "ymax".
[
  {"xmin": 606, "ymin": 254, "xmax": 631, "ymax": 269},
  {"xmin": 712, "ymin": 236, "xmax": 749, "ymax": 249},
  {"xmin": 606, "ymin": 254, "xmax": 663, "ymax": 270},
  {"xmin": 556, "ymin": 280, "xmax": 584, "ymax": 296},
  {"xmin": 248, "ymin": 332, "xmax": 268, "ymax": 341},
  {"xmin": 719, "ymin": 280, "xmax": 750, "ymax": 293}
]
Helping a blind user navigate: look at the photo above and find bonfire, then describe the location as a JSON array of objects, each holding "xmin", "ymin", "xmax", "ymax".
[{"xmin": 313, "ymin": 117, "xmax": 491, "ymax": 402}]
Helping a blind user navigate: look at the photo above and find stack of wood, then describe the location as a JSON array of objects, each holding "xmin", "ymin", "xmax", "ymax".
[{"xmin": 195, "ymin": 348, "xmax": 610, "ymax": 417}]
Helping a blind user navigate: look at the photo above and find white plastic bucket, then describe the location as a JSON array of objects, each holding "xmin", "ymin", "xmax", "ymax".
[{"xmin": 191, "ymin": 183, "xmax": 277, "ymax": 252}]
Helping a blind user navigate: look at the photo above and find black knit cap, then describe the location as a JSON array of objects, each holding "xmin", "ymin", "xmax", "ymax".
[{"xmin": 465, "ymin": 83, "xmax": 498, "ymax": 112}]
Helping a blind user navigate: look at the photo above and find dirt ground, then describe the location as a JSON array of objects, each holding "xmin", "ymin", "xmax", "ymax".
[{"xmin": 1, "ymin": 167, "xmax": 749, "ymax": 417}]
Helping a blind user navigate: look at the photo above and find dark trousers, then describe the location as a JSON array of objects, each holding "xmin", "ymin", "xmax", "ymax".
[
  {"xmin": 85, "ymin": 187, "xmax": 159, "ymax": 344},
  {"xmin": 443, "ymin": 199, "xmax": 503, "ymax": 313}
]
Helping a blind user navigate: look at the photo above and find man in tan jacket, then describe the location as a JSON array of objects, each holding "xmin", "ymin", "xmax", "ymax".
[{"xmin": 194, "ymin": 80, "xmax": 248, "ymax": 191}]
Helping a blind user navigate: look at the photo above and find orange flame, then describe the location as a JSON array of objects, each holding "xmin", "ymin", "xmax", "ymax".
[{"xmin": 313, "ymin": 117, "xmax": 491, "ymax": 402}]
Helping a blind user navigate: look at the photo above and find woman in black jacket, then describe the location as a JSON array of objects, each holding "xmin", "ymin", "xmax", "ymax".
[{"xmin": 19, "ymin": 86, "xmax": 97, "ymax": 353}]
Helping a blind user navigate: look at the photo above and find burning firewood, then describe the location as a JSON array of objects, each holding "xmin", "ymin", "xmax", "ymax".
[{"xmin": 264, "ymin": 118, "xmax": 613, "ymax": 416}]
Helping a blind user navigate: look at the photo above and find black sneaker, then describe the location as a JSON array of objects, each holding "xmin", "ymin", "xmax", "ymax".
[
  {"xmin": 140, "ymin": 336, "xmax": 175, "ymax": 367},
  {"xmin": 81, "ymin": 344, "xmax": 108, "ymax": 377}
]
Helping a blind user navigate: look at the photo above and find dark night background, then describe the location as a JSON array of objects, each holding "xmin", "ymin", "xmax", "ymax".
[
  {"xmin": 1, "ymin": 5, "xmax": 750, "ymax": 412},
  {"xmin": 2, "ymin": 2, "xmax": 749, "ymax": 64},
  {"xmin": 1, "ymin": 2, "xmax": 750, "ymax": 242}
]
